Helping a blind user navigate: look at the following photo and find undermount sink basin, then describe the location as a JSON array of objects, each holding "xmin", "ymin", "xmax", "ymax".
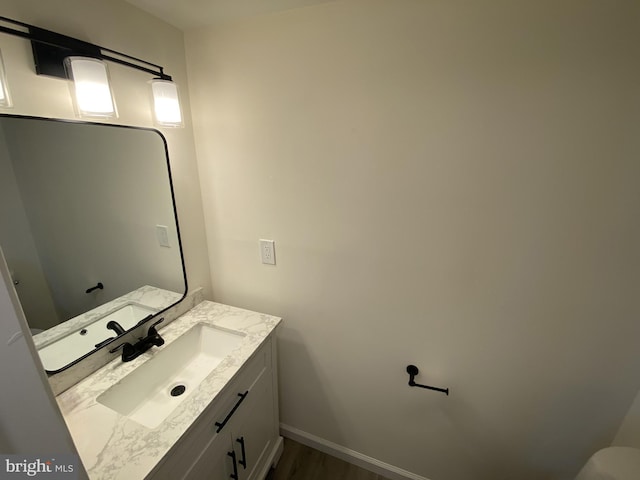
[{"xmin": 97, "ymin": 323, "xmax": 245, "ymax": 428}]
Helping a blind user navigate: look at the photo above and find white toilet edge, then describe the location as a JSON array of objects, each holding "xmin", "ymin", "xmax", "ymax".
[{"xmin": 575, "ymin": 447, "xmax": 640, "ymax": 480}]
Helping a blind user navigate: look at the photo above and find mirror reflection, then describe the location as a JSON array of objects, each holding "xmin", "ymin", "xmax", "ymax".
[{"xmin": 0, "ymin": 115, "xmax": 186, "ymax": 372}]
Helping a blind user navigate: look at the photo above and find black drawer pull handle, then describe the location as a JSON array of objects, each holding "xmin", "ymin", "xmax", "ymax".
[
  {"xmin": 215, "ymin": 391, "xmax": 248, "ymax": 433},
  {"xmin": 237, "ymin": 436, "xmax": 247, "ymax": 469},
  {"xmin": 228, "ymin": 450, "xmax": 238, "ymax": 480}
]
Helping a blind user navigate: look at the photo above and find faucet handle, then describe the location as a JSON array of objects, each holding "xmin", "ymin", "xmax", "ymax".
[
  {"xmin": 147, "ymin": 318, "xmax": 165, "ymax": 347},
  {"xmin": 147, "ymin": 317, "xmax": 164, "ymax": 335},
  {"xmin": 109, "ymin": 342, "xmax": 137, "ymax": 361},
  {"xmin": 151, "ymin": 317, "xmax": 164, "ymax": 327},
  {"xmin": 109, "ymin": 342, "xmax": 129, "ymax": 353}
]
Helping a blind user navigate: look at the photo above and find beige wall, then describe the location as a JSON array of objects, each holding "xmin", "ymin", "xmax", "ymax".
[
  {"xmin": 0, "ymin": 124, "xmax": 60, "ymax": 329},
  {"xmin": 185, "ymin": 1, "xmax": 640, "ymax": 479},
  {"xmin": 0, "ymin": 0, "xmax": 211, "ymax": 301}
]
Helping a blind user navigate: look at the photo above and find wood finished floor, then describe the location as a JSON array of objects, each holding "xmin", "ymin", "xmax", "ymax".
[{"xmin": 265, "ymin": 438, "xmax": 390, "ymax": 480}]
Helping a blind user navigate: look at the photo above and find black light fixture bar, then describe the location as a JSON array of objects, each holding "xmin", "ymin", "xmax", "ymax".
[{"xmin": 0, "ymin": 15, "xmax": 171, "ymax": 80}]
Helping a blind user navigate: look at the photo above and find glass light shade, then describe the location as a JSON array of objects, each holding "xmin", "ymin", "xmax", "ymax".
[
  {"xmin": 65, "ymin": 57, "xmax": 117, "ymax": 118},
  {"xmin": 150, "ymin": 80, "xmax": 183, "ymax": 127},
  {"xmin": 0, "ymin": 49, "xmax": 12, "ymax": 108}
]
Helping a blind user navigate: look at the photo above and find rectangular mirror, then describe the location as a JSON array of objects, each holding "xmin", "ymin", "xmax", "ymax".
[{"xmin": 0, "ymin": 114, "xmax": 187, "ymax": 373}]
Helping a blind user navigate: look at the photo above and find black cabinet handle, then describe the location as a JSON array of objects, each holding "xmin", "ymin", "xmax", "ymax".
[
  {"xmin": 236, "ymin": 436, "xmax": 247, "ymax": 469},
  {"xmin": 227, "ymin": 450, "xmax": 238, "ymax": 480},
  {"xmin": 215, "ymin": 391, "xmax": 248, "ymax": 433}
]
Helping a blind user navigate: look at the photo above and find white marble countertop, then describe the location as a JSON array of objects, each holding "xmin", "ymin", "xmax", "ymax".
[{"xmin": 55, "ymin": 300, "xmax": 281, "ymax": 480}]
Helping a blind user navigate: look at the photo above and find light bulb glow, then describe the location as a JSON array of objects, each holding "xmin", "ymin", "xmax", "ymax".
[
  {"xmin": 151, "ymin": 80, "xmax": 182, "ymax": 127},
  {"xmin": 66, "ymin": 57, "xmax": 116, "ymax": 117}
]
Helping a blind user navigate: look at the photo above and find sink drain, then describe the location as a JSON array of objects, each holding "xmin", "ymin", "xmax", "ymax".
[{"xmin": 170, "ymin": 385, "xmax": 186, "ymax": 397}]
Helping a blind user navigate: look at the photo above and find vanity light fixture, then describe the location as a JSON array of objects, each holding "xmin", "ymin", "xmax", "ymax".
[
  {"xmin": 150, "ymin": 79, "xmax": 183, "ymax": 127},
  {"xmin": 0, "ymin": 49, "xmax": 12, "ymax": 108},
  {"xmin": 65, "ymin": 57, "xmax": 116, "ymax": 118},
  {"xmin": 0, "ymin": 15, "xmax": 182, "ymax": 125}
]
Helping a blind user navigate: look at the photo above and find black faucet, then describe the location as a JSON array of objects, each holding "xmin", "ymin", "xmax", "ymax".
[
  {"xmin": 109, "ymin": 318, "xmax": 165, "ymax": 362},
  {"xmin": 106, "ymin": 320, "xmax": 126, "ymax": 336}
]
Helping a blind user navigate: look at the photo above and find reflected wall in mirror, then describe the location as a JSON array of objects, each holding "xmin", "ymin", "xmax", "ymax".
[{"xmin": 0, "ymin": 115, "xmax": 187, "ymax": 372}]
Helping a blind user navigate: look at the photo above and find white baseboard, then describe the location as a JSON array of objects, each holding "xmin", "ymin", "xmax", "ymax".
[{"xmin": 279, "ymin": 423, "xmax": 431, "ymax": 480}]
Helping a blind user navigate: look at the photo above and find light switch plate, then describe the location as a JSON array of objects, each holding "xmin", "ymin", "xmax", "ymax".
[{"xmin": 156, "ymin": 225, "xmax": 170, "ymax": 247}]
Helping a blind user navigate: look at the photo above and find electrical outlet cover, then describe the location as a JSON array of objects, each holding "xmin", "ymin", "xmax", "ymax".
[{"xmin": 260, "ymin": 239, "xmax": 275, "ymax": 265}]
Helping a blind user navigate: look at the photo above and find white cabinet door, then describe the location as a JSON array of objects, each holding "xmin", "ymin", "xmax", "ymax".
[
  {"xmin": 183, "ymin": 371, "xmax": 273, "ymax": 480},
  {"xmin": 231, "ymin": 365, "xmax": 275, "ymax": 480},
  {"xmin": 183, "ymin": 431, "xmax": 233, "ymax": 480}
]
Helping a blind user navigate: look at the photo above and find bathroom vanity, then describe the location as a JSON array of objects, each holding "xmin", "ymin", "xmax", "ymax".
[{"xmin": 55, "ymin": 301, "xmax": 283, "ymax": 480}]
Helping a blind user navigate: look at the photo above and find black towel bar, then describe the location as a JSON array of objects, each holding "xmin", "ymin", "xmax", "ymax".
[
  {"xmin": 406, "ymin": 365, "xmax": 449, "ymax": 396},
  {"xmin": 85, "ymin": 282, "xmax": 104, "ymax": 293}
]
